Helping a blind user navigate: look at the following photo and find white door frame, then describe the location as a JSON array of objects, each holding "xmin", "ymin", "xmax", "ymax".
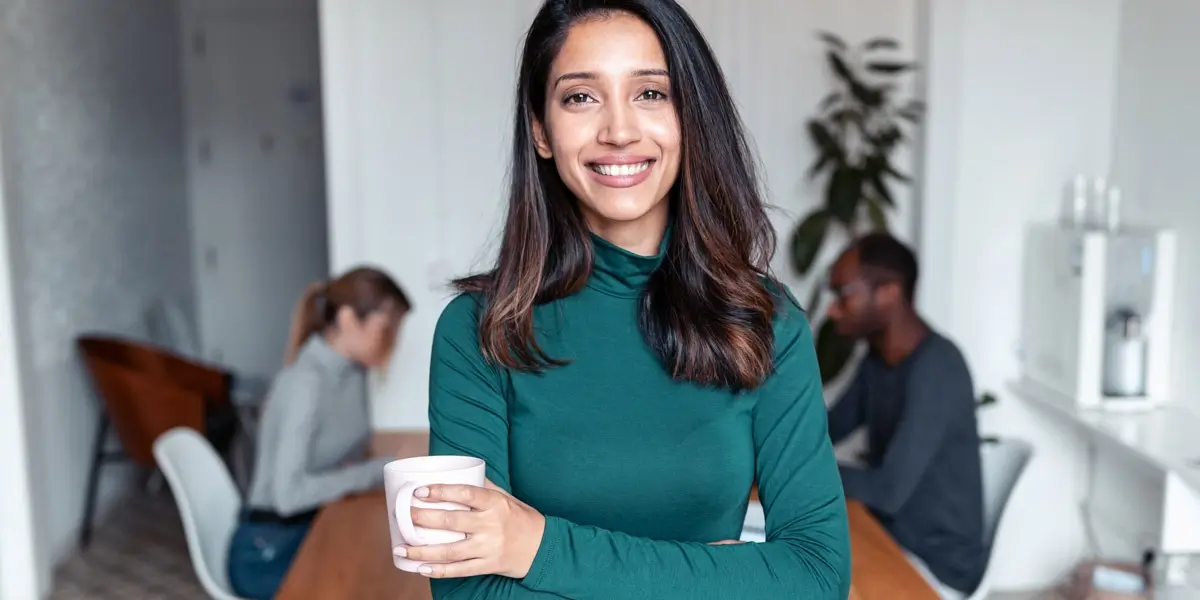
[
  {"xmin": 0, "ymin": 106, "xmax": 44, "ymax": 598},
  {"xmin": 913, "ymin": 0, "xmax": 964, "ymax": 332}
]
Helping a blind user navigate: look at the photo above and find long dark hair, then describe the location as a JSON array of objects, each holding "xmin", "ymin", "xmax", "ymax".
[{"xmin": 456, "ymin": 0, "xmax": 780, "ymax": 390}]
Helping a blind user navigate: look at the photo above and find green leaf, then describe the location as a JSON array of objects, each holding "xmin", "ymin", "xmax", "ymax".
[
  {"xmin": 871, "ymin": 172, "xmax": 895, "ymax": 207},
  {"xmin": 880, "ymin": 126, "xmax": 903, "ymax": 148},
  {"xmin": 848, "ymin": 80, "xmax": 884, "ymax": 108},
  {"xmin": 826, "ymin": 51, "xmax": 855, "ymax": 85},
  {"xmin": 818, "ymin": 92, "xmax": 842, "ymax": 111},
  {"xmin": 806, "ymin": 120, "xmax": 840, "ymax": 157},
  {"xmin": 863, "ymin": 37, "xmax": 900, "ymax": 51},
  {"xmin": 977, "ymin": 392, "xmax": 998, "ymax": 407},
  {"xmin": 807, "ymin": 150, "xmax": 837, "ymax": 179},
  {"xmin": 817, "ymin": 31, "xmax": 848, "ymax": 51},
  {"xmin": 866, "ymin": 198, "xmax": 888, "ymax": 232},
  {"xmin": 806, "ymin": 282, "xmax": 822, "ymax": 314},
  {"xmin": 897, "ymin": 108, "xmax": 922, "ymax": 124},
  {"xmin": 867, "ymin": 62, "xmax": 916, "ymax": 74},
  {"xmin": 826, "ymin": 166, "xmax": 863, "ymax": 224},
  {"xmin": 981, "ymin": 436, "xmax": 1001, "ymax": 445},
  {"xmin": 831, "ymin": 108, "xmax": 861, "ymax": 127},
  {"xmin": 815, "ymin": 318, "xmax": 857, "ymax": 384},
  {"xmin": 884, "ymin": 160, "xmax": 911, "ymax": 182},
  {"xmin": 790, "ymin": 210, "xmax": 832, "ymax": 276}
]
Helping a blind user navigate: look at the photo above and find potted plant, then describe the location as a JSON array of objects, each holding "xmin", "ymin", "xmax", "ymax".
[
  {"xmin": 977, "ymin": 391, "xmax": 999, "ymax": 444},
  {"xmin": 790, "ymin": 31, "xmax": 923, "ymax": 384}
]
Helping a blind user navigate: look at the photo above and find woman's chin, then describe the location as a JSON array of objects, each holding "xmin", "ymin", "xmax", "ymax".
[{"xmin": 580, "ymin": 197, "xmax": 668, "ymax": 227}]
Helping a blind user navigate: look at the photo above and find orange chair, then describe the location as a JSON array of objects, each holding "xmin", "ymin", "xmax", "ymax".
[{"xmin": 76, "ymin": 335, "xmax": 237, "ymax": 548}]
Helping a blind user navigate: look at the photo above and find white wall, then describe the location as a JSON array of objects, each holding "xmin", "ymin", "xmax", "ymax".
[
  {"xmin": 920, "ymin": 0, "xmax": 1124, "ymax": 589},
  {"xmin": 0, "ymin": 86, "xmax": 41, "ymax": 600},
  {"xmin": 321, "ymin": 0, "xmax": 920, "ymax": 429},
  {"xmin": 1111, "ymin": 0, "xmax": 1200, "ymax": 413},
  {"xmin": 0, "ymin": 0, "xmax": 192, "ymax": 594},
  {"xmin": 180, "ymin": 1, "xmax": 330, "ymax": 379}
]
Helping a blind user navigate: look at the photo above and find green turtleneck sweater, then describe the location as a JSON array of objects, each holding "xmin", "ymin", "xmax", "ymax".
[{"xmin": 427, "ymin": 234, "xmax": 851, "ymax": 599}]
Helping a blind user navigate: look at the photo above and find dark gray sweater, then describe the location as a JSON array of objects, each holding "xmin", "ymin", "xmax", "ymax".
[{"xmin": 828, "ymin": 330, "xmax": 986, "ymax": 594}]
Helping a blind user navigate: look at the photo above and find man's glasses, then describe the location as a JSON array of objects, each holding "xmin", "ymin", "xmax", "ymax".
[
  {"xmin": 826, "ymin": 280, "xmax": 871, "ymax": 303},
  {"xmin": 826, "ymin": 275, "xmax": 899, "ymax": 304}
]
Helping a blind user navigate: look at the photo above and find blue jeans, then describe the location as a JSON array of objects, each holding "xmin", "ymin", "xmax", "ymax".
[{"xmin": 227, "ymin": 512, "xmax": 312, "ymax": 599}]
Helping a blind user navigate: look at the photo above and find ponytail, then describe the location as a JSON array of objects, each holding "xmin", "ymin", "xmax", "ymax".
[
  {"xmin": 283, "ymin": 281, "xmax": 329, "ymax": 366},
  {"xmin": 281, "ymin": 267, "xmax": 411, "ymax": 367}
]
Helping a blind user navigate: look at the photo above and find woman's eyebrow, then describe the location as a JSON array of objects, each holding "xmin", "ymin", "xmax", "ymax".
[{"xmin": 553, "ymin": 68, "xmax": 670, "ymax": 88}]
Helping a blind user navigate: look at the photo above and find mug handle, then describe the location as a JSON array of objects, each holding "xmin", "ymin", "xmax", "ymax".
[{"xmin": 394, "ymin": 482, "xmax": 428, "ymax": 547}]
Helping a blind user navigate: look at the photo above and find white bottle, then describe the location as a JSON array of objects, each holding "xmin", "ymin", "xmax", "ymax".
[{"xmin": 1103, "ymin": 308, "xmax": 1148, "ymax": 398}]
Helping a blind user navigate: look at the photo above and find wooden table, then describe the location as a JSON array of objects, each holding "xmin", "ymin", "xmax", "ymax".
[
  {"xmin": 276, "ymin": 431, "xmax": 430, "ymax": 600},
  {"xmin": 278, "ymin": 431, "xmax": 937, "ymax": 600}
]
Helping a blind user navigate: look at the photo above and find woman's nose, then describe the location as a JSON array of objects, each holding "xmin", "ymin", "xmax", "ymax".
[{"xmin": 598, "ymin": 103, "xmax": 641, "ymax": 147}]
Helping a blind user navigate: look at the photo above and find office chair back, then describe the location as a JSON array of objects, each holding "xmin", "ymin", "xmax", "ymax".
[
  {"xmin": 969, "ymin": 437, "xmax": 1034, "ymax": 600},
  {"xmin": 153, "ymin": 427, "xmax": 246, "ymax": 600}
]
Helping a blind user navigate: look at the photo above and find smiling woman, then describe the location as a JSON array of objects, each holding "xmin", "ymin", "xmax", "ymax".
[
  {"xmin": 530, "ymin": 18, "xmax": 680, "ymax": 249},
  {"xmin": 417, "ymin": 1, "xmax": 852, "ymax": 598}
]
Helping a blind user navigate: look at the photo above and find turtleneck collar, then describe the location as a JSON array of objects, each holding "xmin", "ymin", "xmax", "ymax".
[
  {"xmin": 301, "ymin": 334, "xmax": 361, "ymax": 377},
  {"xmin": 586, "ymin": 226, "xmax": 669, "ymax": 298}
]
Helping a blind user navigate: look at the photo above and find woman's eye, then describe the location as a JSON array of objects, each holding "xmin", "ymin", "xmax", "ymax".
[
  {"xmin": 638, "ymin": 89, "xmax": 668, "ymax": 101},
  {"xmin": 564, "ymin": 93, "xmax": 594, "ymax": 105}
]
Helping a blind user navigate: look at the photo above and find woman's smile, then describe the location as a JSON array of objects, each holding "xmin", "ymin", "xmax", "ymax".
[{"xmin": 587, "ymin": 156, "xmax": 656, "ymax": 188}]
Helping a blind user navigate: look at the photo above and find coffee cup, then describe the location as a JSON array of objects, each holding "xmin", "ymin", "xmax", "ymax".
[{"xmin": 384, "ymin": 455, "xmax": 486, "ymax": 572}]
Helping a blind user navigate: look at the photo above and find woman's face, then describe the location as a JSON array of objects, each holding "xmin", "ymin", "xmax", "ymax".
[
  {"xmin": 534, "ymin": 12, "xmax": 681, "ymax": 242},
  {"xmin": 337, "ymin": 300, "xmax": 405, "ymax": 369}
]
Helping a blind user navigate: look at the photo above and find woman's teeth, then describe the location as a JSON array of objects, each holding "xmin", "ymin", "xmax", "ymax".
[{"xmin": 591, "ymin": 161, "xmax": 651, "ymax": 177}]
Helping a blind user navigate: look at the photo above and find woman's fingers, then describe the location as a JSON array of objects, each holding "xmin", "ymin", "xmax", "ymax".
[
  {"xmin": 410, "ymin": 506, "xmax": 483, "ymax": 533},
  {"xmin": 421, "ymin": 483, "xmax": 495, "ymax": 509},
  {"xmin": 418, "ymin": 558, "xmax": 492, "ymax": 579},
  {"xmin": 401, "ymin": 539, "xmax": 481, "ymax": 563}
]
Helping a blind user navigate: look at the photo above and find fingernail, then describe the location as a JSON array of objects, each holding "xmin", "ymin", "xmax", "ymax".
[
  {"xmin": 414, "ymin": 487, "xmax": 430, "ymax": 498},
  {"xmin": 393, "ymin": 546, "xmax": 407, "ymax": 558},
  {"xmin": 419, "ymin": 565, "xmax": 433, "ymax": 575}
]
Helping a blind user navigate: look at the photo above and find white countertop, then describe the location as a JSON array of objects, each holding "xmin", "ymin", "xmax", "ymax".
[{"xmin": 1010, "ymin": 378, "xmax": 1200, "ymax": 494}]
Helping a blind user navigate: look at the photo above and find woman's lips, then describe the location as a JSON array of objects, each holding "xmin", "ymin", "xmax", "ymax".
[{"xmin": 588, "ymin": 159, "xmax": 655, "ymax": 188}]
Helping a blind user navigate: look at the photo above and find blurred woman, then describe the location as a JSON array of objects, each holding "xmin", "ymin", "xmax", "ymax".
[{"xmin": 227, "ymin": 266, "xmax": 410, "ymax": 599}]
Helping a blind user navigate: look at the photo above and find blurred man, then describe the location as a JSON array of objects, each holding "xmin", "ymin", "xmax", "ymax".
[{"xmin": 825, "ymin": 233, "xmax": 985, "ymax": 599}]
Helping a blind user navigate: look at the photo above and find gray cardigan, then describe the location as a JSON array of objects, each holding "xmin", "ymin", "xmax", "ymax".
[{"xmin": 245, "ymin": 336, "xmax": 390, "ymax": 516}]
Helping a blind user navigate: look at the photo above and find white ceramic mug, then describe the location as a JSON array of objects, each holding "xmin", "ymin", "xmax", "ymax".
[{"xmin": 384, "ymin": 455, "xmax": 486, "ymax": 572}]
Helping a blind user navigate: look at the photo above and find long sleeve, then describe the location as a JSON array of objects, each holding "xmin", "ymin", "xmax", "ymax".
[
  {"xmin": 427, "ymin": 296, "xmax": 566, "ymax": 599},
  {"xmin": 267, "ymin": 371, "xmax": 388, "ymax": 516},
  {"xmin": 837, "ymin": 352, "xmax": 967, "ymax": 516},
  {"xmin": 428, "ymin": 295, "xmax": 851, "ymax": 599},
  {"xmin": 826, "ymin": 367, "xmax": 866, "ymax": 445}
]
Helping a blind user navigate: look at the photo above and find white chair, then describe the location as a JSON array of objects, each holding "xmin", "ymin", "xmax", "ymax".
[
  {"xmin": 968, "ymin": 438, "xmax": 1034, "ymax": 600},
  {"xmin": 153, "ymin": 427, "xmax": 247, "ymax": 600}
]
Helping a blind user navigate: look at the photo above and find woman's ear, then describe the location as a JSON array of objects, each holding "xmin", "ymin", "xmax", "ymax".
[
  {"xmin": 334, "ymin": 305, "xmax": 359, "ymax": 332},
  {"xmin": 532, "ymin": 118, "xmax": 553, "ymax": 159}
]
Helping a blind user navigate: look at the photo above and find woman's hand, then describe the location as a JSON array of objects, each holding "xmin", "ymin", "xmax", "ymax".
[{"xmin": 397, "ymin": 479, "xmax": 545, "ymax": 579}]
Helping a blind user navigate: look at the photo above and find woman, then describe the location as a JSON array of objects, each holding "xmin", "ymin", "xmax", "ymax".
[
  {"xmin": 227, "ymin": 266, "xmax": 410, "ymax": 599},
  {"xmin": 405, "ymin": 1, "xmax": 852, "ymax": 598}
]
